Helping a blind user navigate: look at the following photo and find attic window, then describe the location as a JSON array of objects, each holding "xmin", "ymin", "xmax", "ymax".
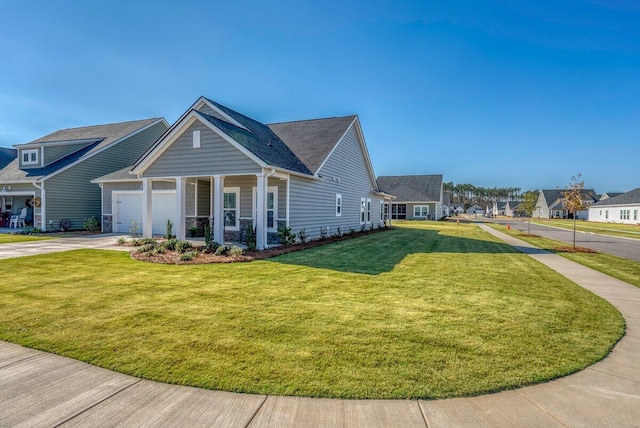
[
  {"xmin": 22, "ymin": 149, "xmax": 39, "ymax": 165},
  {"xmin": 193, "ymin": 130, "xmax": 201, "ymax": 148}
]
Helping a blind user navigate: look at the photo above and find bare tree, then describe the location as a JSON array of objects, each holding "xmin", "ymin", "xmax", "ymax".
[{"xmin": 562, "ymin": 174, "xmax": 585, "ymax": 248}]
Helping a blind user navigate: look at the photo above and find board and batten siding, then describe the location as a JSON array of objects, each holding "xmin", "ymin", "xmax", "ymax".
[
  {"xmin": 288, "ymin": 124, "xmax": 383, "ymax": 240},
  {"xmin": 143, "ymin": 122, "xmax": 262, "ymax": 178},
  {"xmin": 44, "ymin": 121, "xmax": 168, "ymax": 230},
  {"xmin": 43, "ymin": 142, "xmax": 93, "ymax": 166}
]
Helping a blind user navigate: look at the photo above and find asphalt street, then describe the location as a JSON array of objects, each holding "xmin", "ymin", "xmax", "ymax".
[{"xmin": 482, "ymin": 217, "xmax": 640, "ymax": 261}]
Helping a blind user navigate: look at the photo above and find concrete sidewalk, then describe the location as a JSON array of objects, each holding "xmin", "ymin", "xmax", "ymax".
[
  {"xmin": 1, "ymin": 226, "xmax": 639, "ymax": 427},
  {"xmin": 0, "ymin": 233, "xmax": 130, "ymax": 259}
]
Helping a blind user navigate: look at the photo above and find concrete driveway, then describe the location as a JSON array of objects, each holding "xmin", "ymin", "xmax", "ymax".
[{"xmin": 0, "ymin": 233, "xmax": 130, "ymax": 260}]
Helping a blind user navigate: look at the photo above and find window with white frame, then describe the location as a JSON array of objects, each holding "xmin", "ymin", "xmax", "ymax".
[
  {"xmin": 22, "ymin": 149, "xmax": 38, "ymax": 165},
  {"xmin": 634, "ymin": 210, "xmax": 638, "ymax": 221},
  {"xmin": 360, "ymin": 197, "xmax": 366, "ymax": 224},
  {"xmin": 620, "ymin": 209, "xmax": 630, "ymax": 220},
  {"xmin": 336, "ymin": 194, "xmax": 342, "ymax": 216},
  {"xmin": 223, "ymin": 187, "xmax": 239, "ymax": 230},
  {"xmin": 605, "ymin": 210, "xmax": 609, "ymax": 219},
  {"xmin": 413, "ymin": 205, "xmax": 429, "ymax": 218},
  {"xmin": 366, "ymin": 198, "xmax": 371, "ymax": 223},
  {"xmin": 193, "ymin": 130, "xmax": 201, "ymax": 148},
  {"xmin": 380, "ymin": 201, "xmax": 384, "ymax": 222}
]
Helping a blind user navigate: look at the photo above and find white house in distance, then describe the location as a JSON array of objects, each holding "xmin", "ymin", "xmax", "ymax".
[{"xmin": 588, "ymin": 188, "xmax": 640, "ymax": 224}]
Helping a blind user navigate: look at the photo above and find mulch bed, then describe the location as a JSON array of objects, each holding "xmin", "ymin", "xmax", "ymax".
[
  {"xmin": 518, "ymin": 233, "xmax": 541, "ymax": 238},
  {"xmin": 128, "ymin": 227, "xmax": 392, "ymax": 264},
  {"xmin": 552, "ymin": 246, "xmax": 598, "ymax": 254}
]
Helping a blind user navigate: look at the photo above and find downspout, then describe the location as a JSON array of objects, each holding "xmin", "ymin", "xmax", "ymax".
[{"xmin": 32, "ymin": 181, "xmax": 46, "ymax": 231}]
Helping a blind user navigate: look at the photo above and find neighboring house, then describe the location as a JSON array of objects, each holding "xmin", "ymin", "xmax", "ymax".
[
  {"xmin": 466, "ymin": 204, "xmax": 484, "ymax": 215},
  {"xmin": 588, "ymin": 188, "xmax": 640, "ymax": 224},
  {"xmin": 504, "ymin": 200, "xmax": 522, "ymax": 217},
  {"xmin": 376, "ymin": 175, "xmax": 444, "ymax": 221},
  {"xmin": 599, "ymin": 192, "xmax": 623, "ymax": 201},
  {"xmin": 0, "ymin": 119, "xmax": 169, "ymax": 230},
  {"xmin": 94, "ymin": 96, "xmax": 391, "ymax": 248},
  {"xmin": 449, "ymin": 203, "xmax": 465, "ymax": 215},
  {"xmin": 535, "ymin": 189, "xmax": 598, "ymax": 220}
]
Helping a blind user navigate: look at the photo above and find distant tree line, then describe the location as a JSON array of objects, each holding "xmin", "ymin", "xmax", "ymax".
[{"xmin": 443, "ymin": 182, "xmax": 522, "ymax": 208}]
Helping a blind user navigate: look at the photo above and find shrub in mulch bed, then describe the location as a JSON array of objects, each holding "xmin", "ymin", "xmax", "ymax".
[
  {"xmin": 552, "ymin": 246, "xmax": 598, "ymax": 254},
  {"xmin": 125, "ymin": 226, "xmax": 392, "ymax": 264}
]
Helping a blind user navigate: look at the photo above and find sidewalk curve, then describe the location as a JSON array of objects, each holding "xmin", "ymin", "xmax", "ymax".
[{"xmin": 0, "ymin": 226, "xmax": 639, "ymax": 427}]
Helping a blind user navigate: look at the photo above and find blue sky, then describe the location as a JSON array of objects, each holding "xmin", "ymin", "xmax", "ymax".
[{"xmin": 1, "ymin": 0, "xmax": 638, "ymax": 192}]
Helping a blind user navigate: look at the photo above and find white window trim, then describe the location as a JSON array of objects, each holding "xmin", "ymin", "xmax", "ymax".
[
  {"xmin": 336, "ymin": 194, "xmax": 342, "ymax": 217},
  {"xmin": 223, "ymin": 186, "xmax": 240, "ymax": 231},
  {"xmin": 193, "ymin": 130, "xmax": 201, "ymax": 148},
  {"xmin": 360, "ymin": 197, "xmax": 366, "ymax": 224},
  {"xmin": 413, "ymin": 205, "xmax": 429, "ymax": 218},
  {"xmin": 252, "ymin": 186, "xmax": 278, "ymax": 231},
  {"xmin": 380, "ymin": 201, "xmax": 384, "ymax": 222},
  {"xmin": 22, "ymin": 149, "xmax": 39, "ymax": 165},
  {"xmin": 366, "ymin": 198, "xmax": 371, "ymax": 224}
]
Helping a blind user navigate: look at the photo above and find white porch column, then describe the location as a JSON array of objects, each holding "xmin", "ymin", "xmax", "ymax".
[
  {"xmin": 142, "ymin": 177, "xmax": 153, "ymax": 237},
  {"xmin": 176, "ymin": 177, "xmax": 187, "ymax": 240},
  {"xmin": 213, "ymin": 175, "xmax": 225, "ymax": 244},
  {"xmin": 256, "ymin": 173, "xmax": 267, "ymax": 249}
]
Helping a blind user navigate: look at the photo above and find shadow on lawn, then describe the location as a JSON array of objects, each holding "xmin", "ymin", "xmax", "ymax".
[{"xmin": 268, "ymin": 227, "xmax": 519, "ymax": 275}]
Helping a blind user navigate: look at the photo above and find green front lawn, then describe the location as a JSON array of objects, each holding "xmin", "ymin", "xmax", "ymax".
[
  {"xmin": 531, "ymin": 218, "xmax": 640, "ymax": 239},
  {"xmin": 491, "ymin": 223, "xmax": 640, "ymax": 288},
  {"xmin": 0, "ymin": 222, "xmax": 624, "ymax": 399},
  {"xmin": 0, "ymin": 234, "xmax": 52, "ymax": 244}
]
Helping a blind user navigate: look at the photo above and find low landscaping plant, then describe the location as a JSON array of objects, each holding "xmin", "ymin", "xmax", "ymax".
[
  {"xmin": 175, "ymin": 240, "xmax": 193, "ymax": 253},
  {"xmin": 297, "ymin": 228, "xmax": 307, "ymax": 244},
  {"xmin": 277, "ymin": 225, "xmax": 296, "ymax": 246},
  {"xmin": 84, "ymin": 217, "xmax": 100, "ymax": 233}
]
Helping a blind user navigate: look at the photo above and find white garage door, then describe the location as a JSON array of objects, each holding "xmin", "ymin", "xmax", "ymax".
[{"xmin": 114, "ymin": 191, "xmax": 177, "ymax": 235}]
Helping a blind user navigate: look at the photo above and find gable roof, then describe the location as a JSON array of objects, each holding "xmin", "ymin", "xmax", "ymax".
[
  {"xmin": 600, "ymin": 192, "xmax": 624, "ymax": 200},
  {"xmin": 268, "ymin": 115, "xmax": 357, "ymax": 174},
  {"xmin": 17, "ymin": 118, "xmax": 163, "ymax": 156},
  {"xmin": 196, "ymin": 110, "xmax": 312, "ymax": 175},
  {"xmin": 541, "ymin": 189, "xmax": 598, "ymax": 207},
  {"xmin": 376, "ymin": 175, "xmax": 443, "ymax": 202},
  {"xmin": 0, "ymin": 118, "xmax": 165, "ymax": 183},
  {"xmin": 593, "ymin": 188, "xmax": 640, "ymax": 206},
  {"xmin": 0, "ymin": 147, "xmax": 17, "ymax": 170},
  {"xmin": 133, "ymin": 97, "xmax": 374, "ymax": 182}
]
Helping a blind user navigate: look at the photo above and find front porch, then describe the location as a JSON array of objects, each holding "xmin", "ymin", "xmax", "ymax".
[{"xmin": 140, "ymin": 171, "xmax": 289, "ymax": 249}]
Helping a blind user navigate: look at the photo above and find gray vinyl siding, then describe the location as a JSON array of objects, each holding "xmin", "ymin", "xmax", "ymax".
[
  {"xmin": 44, "ymin": 142, "xmax": 92, "ymax": 166},
  {"xmin": 44, "ymin": 121, "xmax": 168, "ymax": 230},
  {"xmin": 288, "ymin": 125, "xmax": 383, "ymax": 240},
  {"xmin": 144, "ymin": 122, "xmax": 262, "ymax": 177},
  {"xmin": 196, "ymin": 179, "xmax": 210, "ymax": 217},
  {"xmin": 406, "ymin": 202, "xmax": 439, "ymax": 220}
]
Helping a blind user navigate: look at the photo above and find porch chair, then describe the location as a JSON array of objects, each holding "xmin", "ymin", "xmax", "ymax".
[
  {"xmin": 10, "ymin": 208, "xmax": 27, "ymax": 228},
  {"xmin": 17, "ymin": 208, "xmax": 27, "ymax": 227}
]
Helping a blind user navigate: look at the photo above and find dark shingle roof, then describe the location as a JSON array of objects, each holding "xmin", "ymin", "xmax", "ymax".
[
  {"xmin": 376, "ymin": 175, "xmax": 443, "ymax": 202},
  {"xmin": 268, "ymin": 115, "xmax": 357, "ymax": 174},
  {"xmin": 196, "ymin": 110, "xmax": 312, "ymax": 175},
  {"xmin": 593, "ymin": 188, "xmax": 640, "ymax": 206},
  {"xmin": 0, "ymin": 147, "xmax": 17, "ymax": 169},
  {"xmin": 0, "ymin": 141, "xmax": 102, "ymax": 181},
  {"xmin": 0, "ymin": 118, "xmax": 162, "ymax": 182},
  {"xmin": 541, "ymin": 189, "xmax": 597, "ymax": 206}
]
